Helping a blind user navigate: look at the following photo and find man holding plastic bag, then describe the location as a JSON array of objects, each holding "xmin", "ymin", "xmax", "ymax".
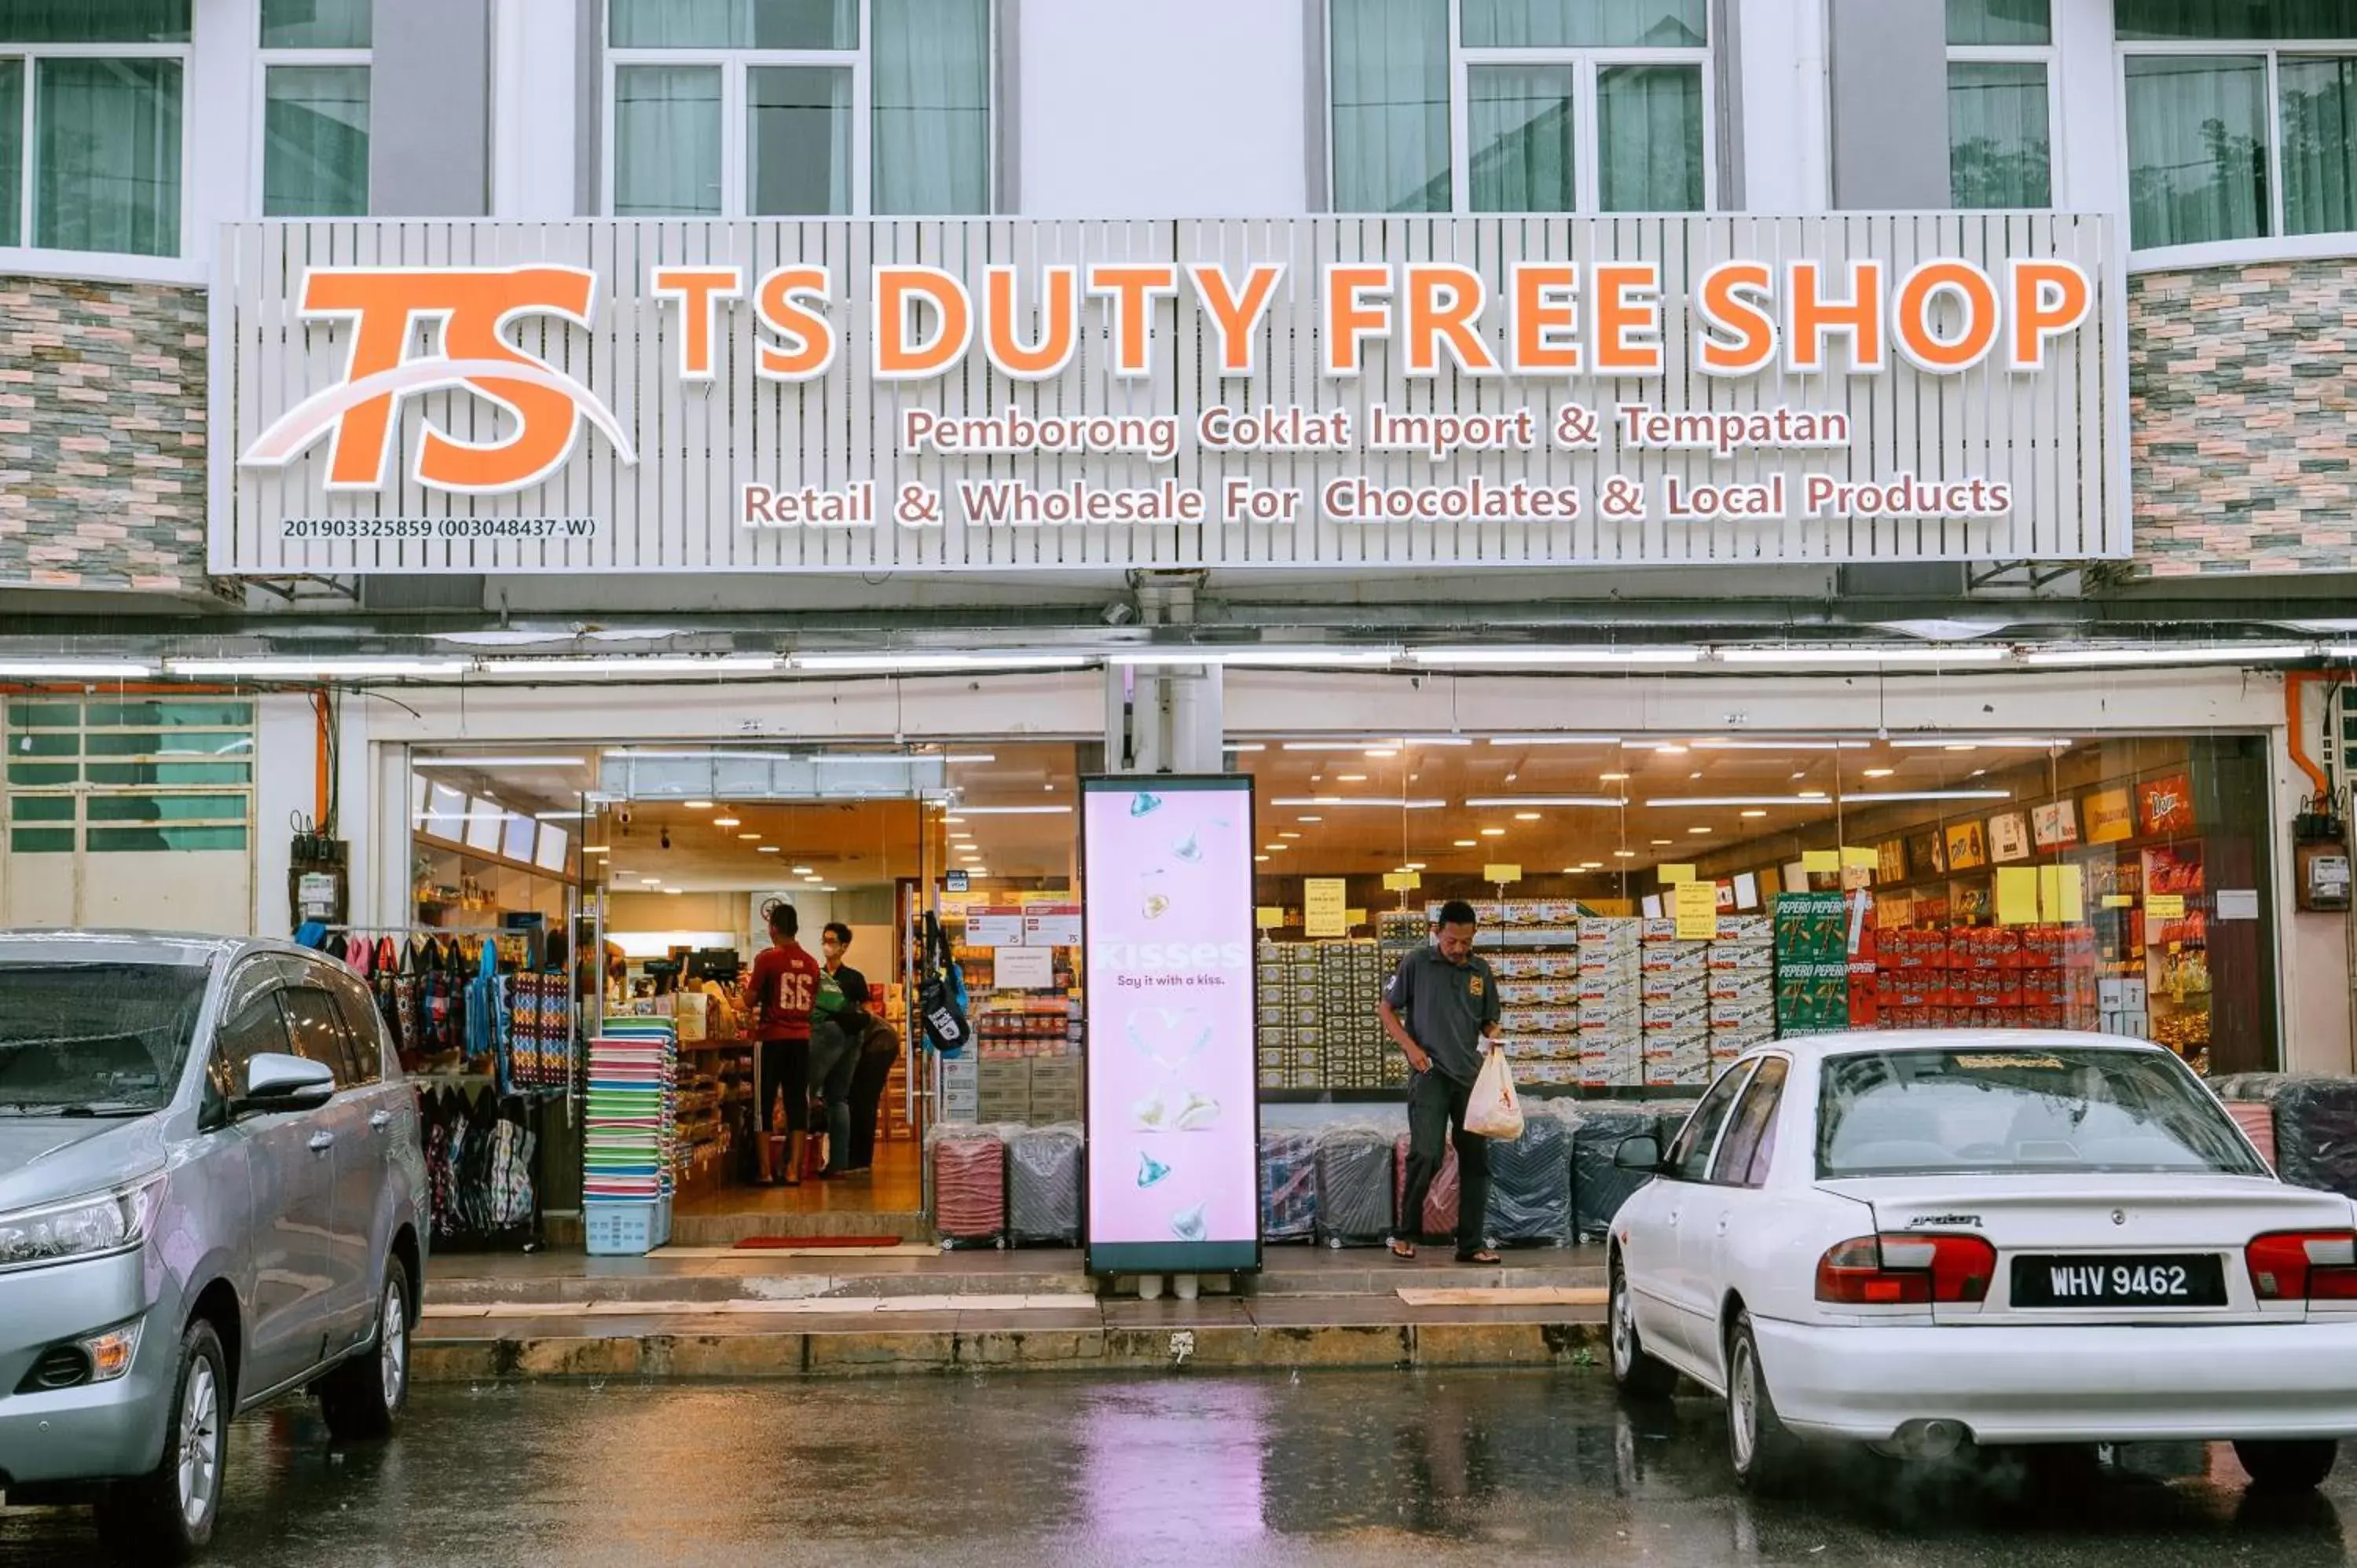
[{"xmin": 1379, "ymin": 899, "xmax": 1519, "ymax": 1265}]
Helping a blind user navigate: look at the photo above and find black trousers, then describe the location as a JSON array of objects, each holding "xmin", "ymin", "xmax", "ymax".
[
  {"xmin": 1397, "ymin": 1068, "xmax": 1492, "ymax": 1255},
  {"xmin": 759, "ymin": 1039, "xmax": 810, "ymax": 1134},
  {"xmin": 846, "ymin": 1050, "xmax": 895, "ymax": 1169}
]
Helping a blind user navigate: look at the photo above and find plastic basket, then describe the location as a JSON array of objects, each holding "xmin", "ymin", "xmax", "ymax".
[{"xmin": 585, "ymin": 1199, "xmax": 667, "ymax": 1256}]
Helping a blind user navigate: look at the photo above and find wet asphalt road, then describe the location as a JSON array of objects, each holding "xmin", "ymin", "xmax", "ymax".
[{"xmin": 5, "ymin": 1372, "xmax": 2354, "ymax": 1567}]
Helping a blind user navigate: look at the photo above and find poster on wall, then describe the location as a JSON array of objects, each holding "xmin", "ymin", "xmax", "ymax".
[
  {"xmin": 1988, "ymin": 812, "xmax": 2032, "ymax": 864},
  {"xmin": 1945, "ymin": 820, "xmax": 1989, "ymax": 872},
  {"xmin": 2139, "ymin": 774, "xmax": 2197, "ymax": 837},
  {"xmin": 1877, "ymin": 841, "xmax": 1908, "ymax": 885},
  {"xmin": 2087, "ymin": 788, "xmax": 2135, "ymax": 844},
  {"xmin": 1082, "ymin": 776, "xmax": 1260, "ymax": 1277},
  {"xmin": 2032, "ymin": 800, "xmax": 2080, "ymax": 850}
]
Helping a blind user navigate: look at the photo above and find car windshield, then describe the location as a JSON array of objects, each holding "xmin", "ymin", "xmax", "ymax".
[
  {"xmin": 0, "ymin": 961, "xmax": 211, "ymax": 1114},
  {"xmin": 1816, "ymin": 1046, "xmax": 2267, "ymax": 1180}
]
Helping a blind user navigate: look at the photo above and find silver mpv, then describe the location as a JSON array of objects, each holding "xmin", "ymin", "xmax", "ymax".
[{"xmin": 0, "ymin": 932, "xmax": 429, "ymax": 1559}]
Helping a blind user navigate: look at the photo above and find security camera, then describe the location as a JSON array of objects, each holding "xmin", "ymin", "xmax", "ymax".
[
  {"xmin": 1102, "ymin": 601, "xmax": 1137, "ymax": 627},
  {"xmin": 660, "ymin": 828, "xmax": 672, "ymax": 851}
]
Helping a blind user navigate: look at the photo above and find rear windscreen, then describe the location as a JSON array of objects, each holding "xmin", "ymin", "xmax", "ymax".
[{"xmin": 1816, "ymin": 1047, "xmax": 2267, "ymax": 1180}]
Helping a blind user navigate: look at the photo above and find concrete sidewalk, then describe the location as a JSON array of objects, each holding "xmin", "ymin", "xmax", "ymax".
[{"xmin": 414, "ymin": 1242, "xmax": 1610, "ymax": 1381}]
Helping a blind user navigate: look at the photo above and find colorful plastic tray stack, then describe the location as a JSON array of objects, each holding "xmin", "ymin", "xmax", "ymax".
[{"xmin": 583, "ymin": 1020, "xmax": 677, "ymax": 1254}]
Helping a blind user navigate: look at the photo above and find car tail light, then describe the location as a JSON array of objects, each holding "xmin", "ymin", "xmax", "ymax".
[
  {"xmin": 1816, "ymin": 1233, "xmax": 1996, "ymax": 1305},
  {"xmin": 2246, "ymin": 1230, "xmax": 2357, "ymax": 1300}
]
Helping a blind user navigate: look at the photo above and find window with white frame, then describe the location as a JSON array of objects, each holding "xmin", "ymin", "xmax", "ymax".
[
  {"xmin": 1948, "ymin": 0, "xmax": 2054, "ymax": 207},
  {"xmin": 0, "ymin": 1, "xmax": 188, "ymax": 258},
  {"xmin": 261, "ymin": 0, "xmax": 370, "ymax": 218},
  {"xmin": 607, "ymin": 0, "xmax": 992, "ymax": 218},
  {"xmin": 2121, "ymin": 0, "xmax": 2357, "ymax": 249},
  {"xmin": 1329, "ymin": 0, "xmax": 1710, "ymax": 214}
]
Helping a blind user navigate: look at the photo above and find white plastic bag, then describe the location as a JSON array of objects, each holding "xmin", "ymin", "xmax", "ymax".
[{"xmin": 1465, "ymin": 1047, "xmax": 1525, "ymax": 1140}]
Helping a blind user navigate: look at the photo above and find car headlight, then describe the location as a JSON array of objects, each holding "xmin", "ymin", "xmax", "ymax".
[{"xmin": 0, "ymin": 1181, "xmax": 161, "ymax": 1270}]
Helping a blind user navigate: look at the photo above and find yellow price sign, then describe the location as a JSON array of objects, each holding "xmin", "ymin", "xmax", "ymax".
[
  {"xmin": 1841, "ymin": 845, "xmax": 1879, "ymax": 871},
  {"xmin": 1382, "ymin": 870, "xmax": 1421, "ymax": 892},
  {"xmin": 1802, "ymin": 850, "xmax": 1840, "ymax": 874},
  {"xmin": 2102, "ymin": 894, "xmax": 2134, "ymax": 909},
  {"xmin": 1255, "ymin": 907, "xmax": 1284, "ymax": 930},
  {"xmin": 1673, "ymin": 881, "xmax": 1718, "ymax": 940},
  {"xmin": 1303, "ymin": 879, "xmax": 1348, "ymax": 938},
  {"xmin": 2147, "ymin": 893, "xmax": 2186, "ymax": 920},
  {"xmin": 1659, "ymin": 863, "xmax": 1695, "ymax": 885},
  {"xmin": 1483, "ymin": 863, "xmax": 1522, "ymax": 884}
]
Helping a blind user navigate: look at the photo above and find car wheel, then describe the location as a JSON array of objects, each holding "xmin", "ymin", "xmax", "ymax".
[
  {"xmin": 2235, "ymin": 1439, "xmax": 2338, "ymax": 1493},
  {"xmin": 1608, "ymin": 1255, "xmax": 1677, "ymax": 1401},
  {"xmin": 1725, "ymin": 1310, "xmax": 1805, "ymax": 1494},
  {"xmin": 100, "ymin": 1320, "xmax": 227, "ymax": 1563},
  {"xmin": 319, "ymin": 1258, "xmax": 411, "ymax": 1442}
]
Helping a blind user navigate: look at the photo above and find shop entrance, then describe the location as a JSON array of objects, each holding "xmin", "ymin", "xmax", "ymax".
[{"xmin": 400, "ymin": 741, "xmax": 1087, "ymax": 1245}]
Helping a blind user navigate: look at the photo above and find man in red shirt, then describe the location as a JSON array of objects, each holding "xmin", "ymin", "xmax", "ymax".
[{"xmin": 742, "ymin": 899, "xmax": 823, "ymax": 1185}]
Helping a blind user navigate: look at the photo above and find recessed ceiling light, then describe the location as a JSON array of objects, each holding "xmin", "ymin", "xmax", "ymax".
[
  {"xmin": 1455, "ymin": 839, "xmax": 1478, "ymax": 848},
  {"xmin": 1791, "ymin": 771, "xmax": 1806, "ymax": 780},
  {"xmin": 739, "ymin": 833, "xmax": 761, "ymax": 840},
  {"xmin": 943, "ymin": 815, "xmax": 966, "ymax": 825},
  {"xmin": 1655, "ymin": 744, "xmax": 1689, "ymax": 755},
  {"xmin": 1298, "ymin": 815, "xmax": 1324, "ymax": 823},
  {"xmin": 1798, "ymin": 789, "xmax": 1827, "ymax": 800},
  {"xmin": 1651, "ymin": 839, "xmax": 1674, "ymax": 846},
  {"xmin": 1945, "ymin": 744, "xmax": 1977, "ymax": 753},
  {"xmin": 1864, "ymin": 768, "xmax": 1895, "ymax": 779},
  {"xmin": 584, "ymin": 845, "xmax": 610, "ymax": 855},
  {"xmin": 1688, "ymin": 826, "xmax": 1712, "ymax": 834},
  {"xmin": 1742, "ymin": 809, "xmax": 1768, "ymax": 818},
  {"xmin": 758, "ymin": 845, "xmax": 780, "ymax": 853},
  {"xmin": 1266, "ymin": 844, "xmax": 1288, "ymax": 852},
  {"xmin": 1405, "ymin": 862, "xmax": 1426, "ymax": 870},
  {"xmin": 713, "ymin": 816, "xmax": 742, "ymax": 827},
  {"xmin": 1600, "ymin": 771, "xmax": 1629, "ymax": 782},
  {"xmin": 1514, "ymin": 811, "xmax": 1542, "ymax": 821},
  {"xmin": 1614, "ymin": 850, "xmax": 1637, "ymax": 858},
  {"xmin": 686, "ymin": 801, "xmax": 714, "ymax": 810},
  {"xmin": 791, "ymin": 866, "xmax": 814, "ymax": 875},
  {"xmin": 1581, "ymin": 862, "xmax": 1602, "ymax": 870},
  {"xmin": 1255, "ymin": 855, "xmax": 1270, "ymax": 863},
  {"xmin": 1043, "ymin": 782, "xmax": 1055, "ymax": 791},
  {"xmin": 1279, "ymin": 831, "xmax": 1302, "ymax": 839},
  {"xmin": 1364, "ymin": 749, "xmax": 1397, "ymax": 759},
  {"xmin": 640, "ymin": 877, "xmax": 662, "ymax": 885},
  {"xmin": 1690, "ymin": 771, "xmax": 1704, "ymax": 780},
  {"xmin": 1479, "ymin": 827, "xmax": 1507, "ymax": 837},
  {"xmin": 1337, "ymin": 774, "xmax": 1368, "ymax": 783}
]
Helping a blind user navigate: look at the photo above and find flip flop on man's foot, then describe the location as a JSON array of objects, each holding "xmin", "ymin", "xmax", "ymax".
[
  {"xmin": 1455, "ymin": 1249, "xmax": 1502, "ymax": 1265},
  {"xmin": 1387, "ymin": 1236, "xmax": 1417, "ymax": 1260}
]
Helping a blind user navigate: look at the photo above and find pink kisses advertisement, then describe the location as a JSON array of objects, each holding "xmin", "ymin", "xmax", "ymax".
[{"xmin": 1082, "ymin": 775, "xmax": 1260, "ymax": 1275}]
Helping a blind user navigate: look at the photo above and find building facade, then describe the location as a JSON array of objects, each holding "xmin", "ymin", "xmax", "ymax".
[{"xmin": 2, "ymin": 0, "xmax": 2355, "ymax": 1083}]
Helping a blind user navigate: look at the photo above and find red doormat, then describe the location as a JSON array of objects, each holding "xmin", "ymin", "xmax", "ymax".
[{"xmin": 732, "ymin": 1235, "xmax": 904, "ymax": 1250}]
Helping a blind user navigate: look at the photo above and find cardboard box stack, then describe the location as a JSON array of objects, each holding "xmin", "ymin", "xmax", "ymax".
[
  {"xmin": 1878, "ymin": 923, "xmax": 2099, "ymax": 1031},
  {"xmin": 1255, "ymin": 940, "xmax": 1325, "ymax": 1090},
  {"xmin": 1640, "ymin": 918, "xmax": 1712, "ymax": 1087},
  {"xmin": 1774, "ymin": 892, "xmax": 1853, "ymax": 1037},
  {"xmin": 1029, "ymin": 1055, "xmax": 1083, "ymax": 1123},
  {"xmin": 1578, "ymin": 916, "xmax": 1641, "ymax": 1090},
  {"xmin": 1377, "ymin": 912, "xmax": 1427, "ymax": 1085},
  {"xmin": 1707, "ymin": 915, "xmax": 1776, "ymax": 1068},
  {"xmin": 1319, "ymin": 939, "xmax": 1389, "ymax": 1090},
  {"xmin": 977, "ymin": 1056, "xmax": 1032, "ymax": 1121}
]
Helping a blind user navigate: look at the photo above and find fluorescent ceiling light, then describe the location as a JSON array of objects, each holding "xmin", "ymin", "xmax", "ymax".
[
  {"xmin": 1688, "ymin": 826, "xmax": 1713, "ymax": 834},
  {"xmin": 1742, "ymin": 809, "xmax": 1769, "ymax": 819},
  {"xmin": 1281, "ymin": 740, "xmax": 1401, "ymax": 753},
  {"xmin": 1479, "ymin": 827, "xmax": 1507, "ymax": 837},
  {"xmin": 1402, "ymin": 736, "xmax": 1474, "ymax": 747},
  {"xmin": 1888, "ymin": 737, "xmax": 2073, "ymax": 749},
  {"xmin": 1463, "ymin": 796, "xmax": 1626, "ymax": 808},
  {"xmin": 792, "ymin": 651, "xmax": 1091, "ymax": 672},
  {"xmin": 1487, "ymin": 735, "xmax": 1622, "ymax": 746},
  {"xmin": 168, "ymin": 657, "xmax": 470, "ymax": 678},
  {"xmin": 2022, "ymin": 643, "xmax": 2311, "ymax": 667},
  {"xmin": 758, "ymin": 845, "xmax": 780, "ymax": 853},
  {"xmin": 1270, "ymin": 797, "xmax": 1446, "ymax": 809},
  {"xmin": 1613, "ymin": 850, "xmax": 1637, "ymax": 858},
  {"xmin": 1692, "ymin": 739, "xmax": 1872, "ymax": 751},
  {"xmin": 1412, "ymin": 647, "xmax": 1703, "ymax": 666},
  {"xmin": 791, "ymin": 866, "xmax": 814, "ymax": 875},
  {"xmin": 1107, "ymin": 647, "xmax": 1395, "ymax": 667},
  {"xmin": 533, "ymin": 808, "xmax": 588, "ymax": 821},
  {"xmin": 1721, "ymin": 645, "xmax": 2007, "ymax": 666},
  {"xmin": 954, "ymin": 804, "xmax": 1074, "ymax": 815},
  {"xmin": 420, "ymin": 756, "xmax": 588, "ymax": 769},
  {"xmin": 1223, "ymin": 742, "xmax": 1266, "ymax": 753},
  {"xmin": 0, "ymin": 661, "xmax": 154, "ymax": 679},
  {"xmin": 1844, "ymin": 789, "xmax": 2013, "ymax": 803},
  {"xmin": 478, "ymin": 654, "xmax": 779, "ymax": 676},
  {"xmin": 1644, "ymin": 796, "xmax": 1812, "ymax": 808}
]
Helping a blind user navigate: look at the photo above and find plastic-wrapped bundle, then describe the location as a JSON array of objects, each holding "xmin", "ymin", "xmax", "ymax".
[
  {"xmin": 1259, "ymin": 1128, "xmax": 1318, "ymax": 1243},
  {"xmin": 2209, "ymin": 1075, "xmax": 2357, "ymax": 1196},
  {"xmin": 1006, "ymin": 1124, "xmax": 1083, "ymax": 1247},
  {"xmin": 1486, "ymin": 1104, "xmax": 1578, "ymax": 1246},
  {"xmin": 1314, "ymin": 1123, "xmax": 1396, "ymax": 1247},
  {"xmin": 1572, "ymin": 1109, "xmax": 1658, "ymax": 1244},
  {"xmin": 1392, "ymin": 1134, "xmax": 1461, "ymax": 1243},
  {"xmin": 930, "ymin": 1124, "xmax": 1012, "ymax": 1248}
]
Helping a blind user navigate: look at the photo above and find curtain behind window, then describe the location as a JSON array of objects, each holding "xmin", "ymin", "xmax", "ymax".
[
  {"xmin": 1332, "ymin": 0, "xmax": 1450, "ymax": 212},
  {"xmin": 614, "ymin": 64, "xmax": 723, "ymax": 216},
  {"xmin": 1948, "ymin": 60, "xmax": 2051, "ymax": 207},
  {"xmin": 265, "ymin": 65, "xmax": 370, "ymax": 218},
  {"xmin": 2282, "ymin": 56, "xmax": 2357, "ymax": 236},
  {"xmin": 2124, "ymin": 53, "xmax": 2269, "ymax": 246},
  {"xmin": 873, "ymin": 0, "xmax": 989, "ymax": 214},
  {"xmin": 750, "ymin": 64, "xmax": 851, "ymax": 215},
  {"xmin": 0, "ymin": 60, "xmax": 19, "ymax": 246},
  {"xmin": 1598, "ymin": 64, "xmax": 1704, "ymax": 211},
  {"xmin": 1469, "ymin": 65, "xmax": 1575, "ymax": 211},
  {"xmin": 36, "ymin": 58, "xmax": 180, "ymax": 256},
  {"xmin": 1461, "ymin": 0, "xmax": 1705, "ymax": 47}
]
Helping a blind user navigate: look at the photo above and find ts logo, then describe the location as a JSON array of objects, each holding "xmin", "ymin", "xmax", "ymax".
[{"xmin": 239, "ymin": 266, "xmax": 636, "ymax": 495}]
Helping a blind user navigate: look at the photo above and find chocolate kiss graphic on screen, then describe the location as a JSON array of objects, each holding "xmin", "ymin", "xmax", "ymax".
[
  {"xmin": 1127, "ymin": 1010, "xmax": 1210, "ymax": 1070},
  {"xmin": 1171, "ymin": 1203, "xmax": 1208, "ymax": 1243},
  {"xmin": 1137, "ymin": 1152, "xmax": 1172, "ymax": 1189},
  {"xmin": 1130, "ymin": 791, "xmax": 1164, "ymax": 817}
]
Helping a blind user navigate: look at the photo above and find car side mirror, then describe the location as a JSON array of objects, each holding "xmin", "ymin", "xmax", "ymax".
[
  {"xmin": 1615, "ymin": 1134, "xmax": 1664, "ymax": 1174},
  {"xmin": 234, "ymin": 1053, "xmax": 335, "ymax": 1116}
]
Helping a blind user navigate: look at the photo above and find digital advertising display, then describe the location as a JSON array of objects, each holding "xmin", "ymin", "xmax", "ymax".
[{"xmin": 1082, "ymin": 775, "xmax": 1260, "ymax": 1277}]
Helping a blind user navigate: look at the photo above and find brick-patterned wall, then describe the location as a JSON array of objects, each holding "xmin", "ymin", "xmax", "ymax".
[
  {"xmin": 2132, "ymin": 260, "xmax": 2357, "ymax": 579},
  {"xmin": 0, "ymin": 275, "xmax": 218, "ymax": 597}
]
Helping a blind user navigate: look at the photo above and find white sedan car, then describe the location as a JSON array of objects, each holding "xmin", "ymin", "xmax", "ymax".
[{"xmin": 1606, "ymin": 1030, "xmax": 2357, "ymax": 1493}]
